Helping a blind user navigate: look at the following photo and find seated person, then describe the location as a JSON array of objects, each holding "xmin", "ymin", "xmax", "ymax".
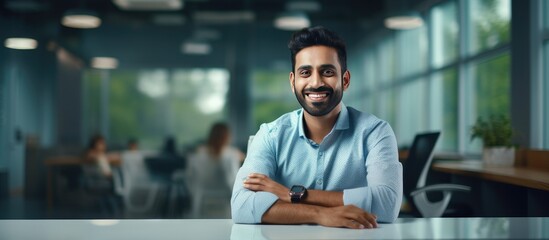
[
  {"xmin": 231, "ymin": 26, "xmax": 402, "ymax": 229},
  {"xmin": 83, "ymin": 134, "xmax": 119, "ymax": 183},
  {"xmin": 192, "ymin": 122, "xmax": 244, "ymax": 189}
]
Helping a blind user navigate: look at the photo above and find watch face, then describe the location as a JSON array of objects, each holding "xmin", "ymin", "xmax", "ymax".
[{"xmin": 291, "ymin": 185, "xmax": 305, "ymax": 193}]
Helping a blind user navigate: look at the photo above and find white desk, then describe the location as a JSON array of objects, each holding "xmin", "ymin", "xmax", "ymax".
[{"xmin": 1, "ymin": 218, "xmax": 548, "ymax": 239}]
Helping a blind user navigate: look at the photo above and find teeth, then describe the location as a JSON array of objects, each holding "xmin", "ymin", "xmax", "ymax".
[{"xmin": 308, "ymin": 93, "xmax": 327, "ymax": 98}]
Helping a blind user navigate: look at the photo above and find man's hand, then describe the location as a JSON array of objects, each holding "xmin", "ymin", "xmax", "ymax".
[
  {"xmin": 243, "ymin": 173, "xmax": 290, "ymax": 202},
  {"xmin": 316, "ymin": 205, "xmax": 378, "ymax": 229}
]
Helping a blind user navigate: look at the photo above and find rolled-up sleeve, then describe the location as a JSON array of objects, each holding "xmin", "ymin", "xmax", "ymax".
[
  {"xmin": 231, "ymin": 124, "xmax": 279, "ymax": 224},
  {"xmin": 343, "ymin": 122, "xmax": 403, "ymax": 223}
]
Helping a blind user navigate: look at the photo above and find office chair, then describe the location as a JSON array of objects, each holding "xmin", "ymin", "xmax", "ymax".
[
  {"xmin": 186, "ymin": 151, "xmax": 232, "ymax": 218},
  {"xmin": 113, "ymin": 151, "xmax": 161, "ymax": 216},
  {"xmin": 402, "ymin": 132, "xmax": 471, "ymax": 217}
]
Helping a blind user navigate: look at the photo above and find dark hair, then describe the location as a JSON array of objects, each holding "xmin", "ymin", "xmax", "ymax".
[
  {"xmin": 207, "ymin": 122, "xmax": 230, "ymax": 158},
  {"xmin": 87, "ymin": 134, "xmax": 105, "ymax": 151},
  {"xmin": 288, "ymin": 26, "xmax": 347, "ymax": 75},
  {"xmin": 163, "ymin": 136, "xmax": 177, "ymax": 154},
  {"xmin": 128, "ymin": 138, "xmax": 137, "ymax": 144}
]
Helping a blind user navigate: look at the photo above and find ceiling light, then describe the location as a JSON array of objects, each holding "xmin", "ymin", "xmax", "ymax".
[
  {"xmin": 62, "ymin": 9, "xmax": 101, "ymax": 29},
  {"xmin": 181, "ymin": 42, "xmax": 211, "ymax": 55},
  {"xmin": 113, "ymin": 0, "xmax": 183, "ymax": 11},
  {"xmin": 274, "ymin": 12, "xmax": 310, "ymax": 31},
  {"xmin": 91, "ymin": 57, "xmax": 119, "ymax": 69},
  {"xmin": 384, "ymin": 12, "xmax": 424, "ymax": 30},
  {"xmin": 4, "ymin": 38, "xmax": 38, "ymax": 50}
]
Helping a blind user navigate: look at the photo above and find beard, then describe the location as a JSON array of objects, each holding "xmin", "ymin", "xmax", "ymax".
[{"xmin": 294, "ymin": 85, "xmax": 343, "ymax": 117}]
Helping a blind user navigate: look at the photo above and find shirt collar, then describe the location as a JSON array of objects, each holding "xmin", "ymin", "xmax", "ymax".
[{"xmin": 297, "ymin": 103, "xmax": 350, "ymax": 138}]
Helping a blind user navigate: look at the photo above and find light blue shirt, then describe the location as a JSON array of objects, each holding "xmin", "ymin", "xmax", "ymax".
[{"xmin": 231, "ymin": 104, "xmax": 402, "ymax": 223}]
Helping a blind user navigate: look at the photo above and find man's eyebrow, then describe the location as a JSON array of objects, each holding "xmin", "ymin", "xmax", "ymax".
[
  {"xmin": 297, "ymin": 65, "xmax": 312, "ymax": 71},
  {"xmin": 297, "ymin": 64, "xmax": 337, "ymax": 71},
  {"xmin": 319, "ymin": 64, "xmax": 337, "ymax": 69}
]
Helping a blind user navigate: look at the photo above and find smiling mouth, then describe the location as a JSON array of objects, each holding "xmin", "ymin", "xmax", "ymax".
[{"xmin": 306, "ymin": 92, "xmax": 329, "ymax": 101}]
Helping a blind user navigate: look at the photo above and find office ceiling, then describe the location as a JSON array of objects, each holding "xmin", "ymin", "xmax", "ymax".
[
  {"xmin": 2, "ymin": 0, "xmax": 389, "ymax": 26},
  {"xmin": 0, "ymin": 0, "xmax": 430, "ymax": 69}
]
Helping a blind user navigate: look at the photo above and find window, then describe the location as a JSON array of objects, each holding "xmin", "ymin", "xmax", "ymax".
[
  {"xmin": 378, "ymin": 89, "xmax": 397, "ymax": 132},
  {"xmin": 465, "ymin": 54, "xmax": 510, "ymax": 153},
  {"xmin": 83, "ymin": 68, "xmax": 229, "ymax": 149},
  {"xmin": 350, "ymin": 0, "xmax": 512, "ymax": 155},
  {"xmin": 467, "ymin": 0, "xmax": 511, "ymax": 56},
  {"xmin": 431, "ymin": 1, "xmax": 458, "ymax": 68},
  {"xmin": 378, "ymin": 39, "xmax": 396, "ymax": 84},
  {"xmin": 397, "ymin": 26, "xmax": 428, "ymax": 77},
  {"xmin": 397, "ymin": 78, "xmax": 428, "ymax": 146},
  {"xmin": 430, "ymin": 69, "xmax": 458, "ymax": 152},
  {"xmin": 252, "ymin": 70, "xmax": 299, "ymax": 130}
]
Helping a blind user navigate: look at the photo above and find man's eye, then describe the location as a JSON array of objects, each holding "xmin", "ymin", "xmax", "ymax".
[
  {"xmin": 323, "ymin": 70, "xmax": 335, "ymax": 76},
  {"xmin": 300, "ymin": 71, "xmax": 310, "ymax": 76}
]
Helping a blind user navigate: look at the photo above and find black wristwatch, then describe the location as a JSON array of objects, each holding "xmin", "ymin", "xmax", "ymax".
[{"xmin": 289, "ymin": 185, "xmax": 308, "ymax": 203}]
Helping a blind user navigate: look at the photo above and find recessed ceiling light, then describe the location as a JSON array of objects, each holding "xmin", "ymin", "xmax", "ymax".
[
  {"xmin": 62, "ymin": 9, "xmax": 101, "ymax": 29},
  {"xmin": 384, "ymin": 12, "xmax": 424, "ymax": 30},
  {"xmin": 4, "ymin": 38, "xmax": 38, "ymax": 50},
  {"xmin": 274, "ymin": 12, "xmax": 310, "ymax": 31},
  {"xmin": 113, "ymin": 0, "xmax": 183, "ymax": 11},
  {"xmin": 181, "ymin": 42, "xmax": 211, "ymax": 55},
  {"xmin": 91, "ymin": 57, "xmax": 119, "ymax": 69}
]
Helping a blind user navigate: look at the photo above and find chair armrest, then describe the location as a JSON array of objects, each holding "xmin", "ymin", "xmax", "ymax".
[{"xmin": 410, "ymin": 184, "xmax": 471, "ymax": 197}]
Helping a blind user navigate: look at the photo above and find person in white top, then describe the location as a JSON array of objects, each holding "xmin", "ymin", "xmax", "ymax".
[
  {"xmin": 186, "ymin": 123, "xmax": 244, "ymax": 217},
  {"xmin": 192, "ymin": 122, "xmax": 244, "ymax": 189}
]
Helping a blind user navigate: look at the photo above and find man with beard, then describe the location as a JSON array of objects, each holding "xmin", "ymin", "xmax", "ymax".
[{"xmin": 231, "ymin": 26, "xmax": 402, "ymax": 229}]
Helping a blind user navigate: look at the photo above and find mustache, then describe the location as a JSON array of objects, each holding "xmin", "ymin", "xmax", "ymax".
[{"xmin": 303, "ymin": 86, "xmax": 334, "ymax": 94}]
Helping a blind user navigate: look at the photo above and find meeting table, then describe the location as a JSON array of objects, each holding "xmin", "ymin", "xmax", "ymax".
[{"xmin": 1, "ymin": 217, "xmax": 548, "ymax": 239}]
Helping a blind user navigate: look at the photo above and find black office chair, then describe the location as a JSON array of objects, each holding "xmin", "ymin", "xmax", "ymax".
[{"xmin": 402, "ymin": 132, "xmax": 470, "ymax": 217}]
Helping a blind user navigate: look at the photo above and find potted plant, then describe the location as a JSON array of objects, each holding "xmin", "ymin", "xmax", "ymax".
[{"xmin": 471, "ymin": 115, "xmax": 515, "ymax": 166}]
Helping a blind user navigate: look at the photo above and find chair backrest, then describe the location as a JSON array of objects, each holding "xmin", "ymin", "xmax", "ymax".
[
  {"xmin": 188, "ymin": 149, "xmax": 228, "ymax": 191},
  {"xmin": 402, "ymin": 132, "xmax": 441, "ymax": 200},
  {"xmin": 121, "ymin": 151, "xmax": 151, "ymax": 182}
]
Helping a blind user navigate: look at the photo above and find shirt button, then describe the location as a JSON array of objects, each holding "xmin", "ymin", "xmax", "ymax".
[
  {"xmin": 316, "ymin": 179, "xmax": 323, "ymax": 185},
  {"xmin": 319, "ymin": 152, "xmax": 323, "ymax": 156}
]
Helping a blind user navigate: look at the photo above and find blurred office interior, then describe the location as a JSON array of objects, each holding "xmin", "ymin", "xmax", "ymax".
[{"xmin": 0, "ymin": 0, "xmax": 548, "ymax": 219}]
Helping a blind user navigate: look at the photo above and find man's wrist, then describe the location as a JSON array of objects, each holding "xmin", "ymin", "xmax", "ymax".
[
  {"xmin": 277, "ymin": 188, "xmax": 291, "ymax": 202},
  {"xmin": 289, "ymin": 185, "xmax": 308, "ymax": 203}
]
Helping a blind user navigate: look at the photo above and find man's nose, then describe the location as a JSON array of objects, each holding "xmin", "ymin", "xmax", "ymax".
[{"xmin": 309, "ymin": 72, "xmax": 325, "ymax": 88}]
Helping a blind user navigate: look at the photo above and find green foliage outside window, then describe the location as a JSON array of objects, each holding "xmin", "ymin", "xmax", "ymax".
[
  {"xmin": 468, "ymin": 0, "xmax": 511, "ymax": 55},
  {"xmin": 83, "ymin": 68, "xmax": 228, "ymax": 150},
  {"xmin": 252, "ymin": 70, "xmax": 299, "ymax": 130}
]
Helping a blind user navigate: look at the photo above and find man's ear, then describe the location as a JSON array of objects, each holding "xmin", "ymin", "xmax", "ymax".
[
  {"xmin": 289, "ymin": 72, "xmax": 295, "ymax": 93},
  {"xmin": 343, "ymin": 70, "xmax": 350, "ymax": 91}
]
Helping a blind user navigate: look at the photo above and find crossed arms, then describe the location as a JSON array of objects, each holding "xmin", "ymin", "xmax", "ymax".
[
  {"xmin": 243, "ymin": 173, "xmax": 378, "ymax": 229},
  {"xmin": 231, "ymin": 120, "xmax": 402, "ymax": 229}
]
